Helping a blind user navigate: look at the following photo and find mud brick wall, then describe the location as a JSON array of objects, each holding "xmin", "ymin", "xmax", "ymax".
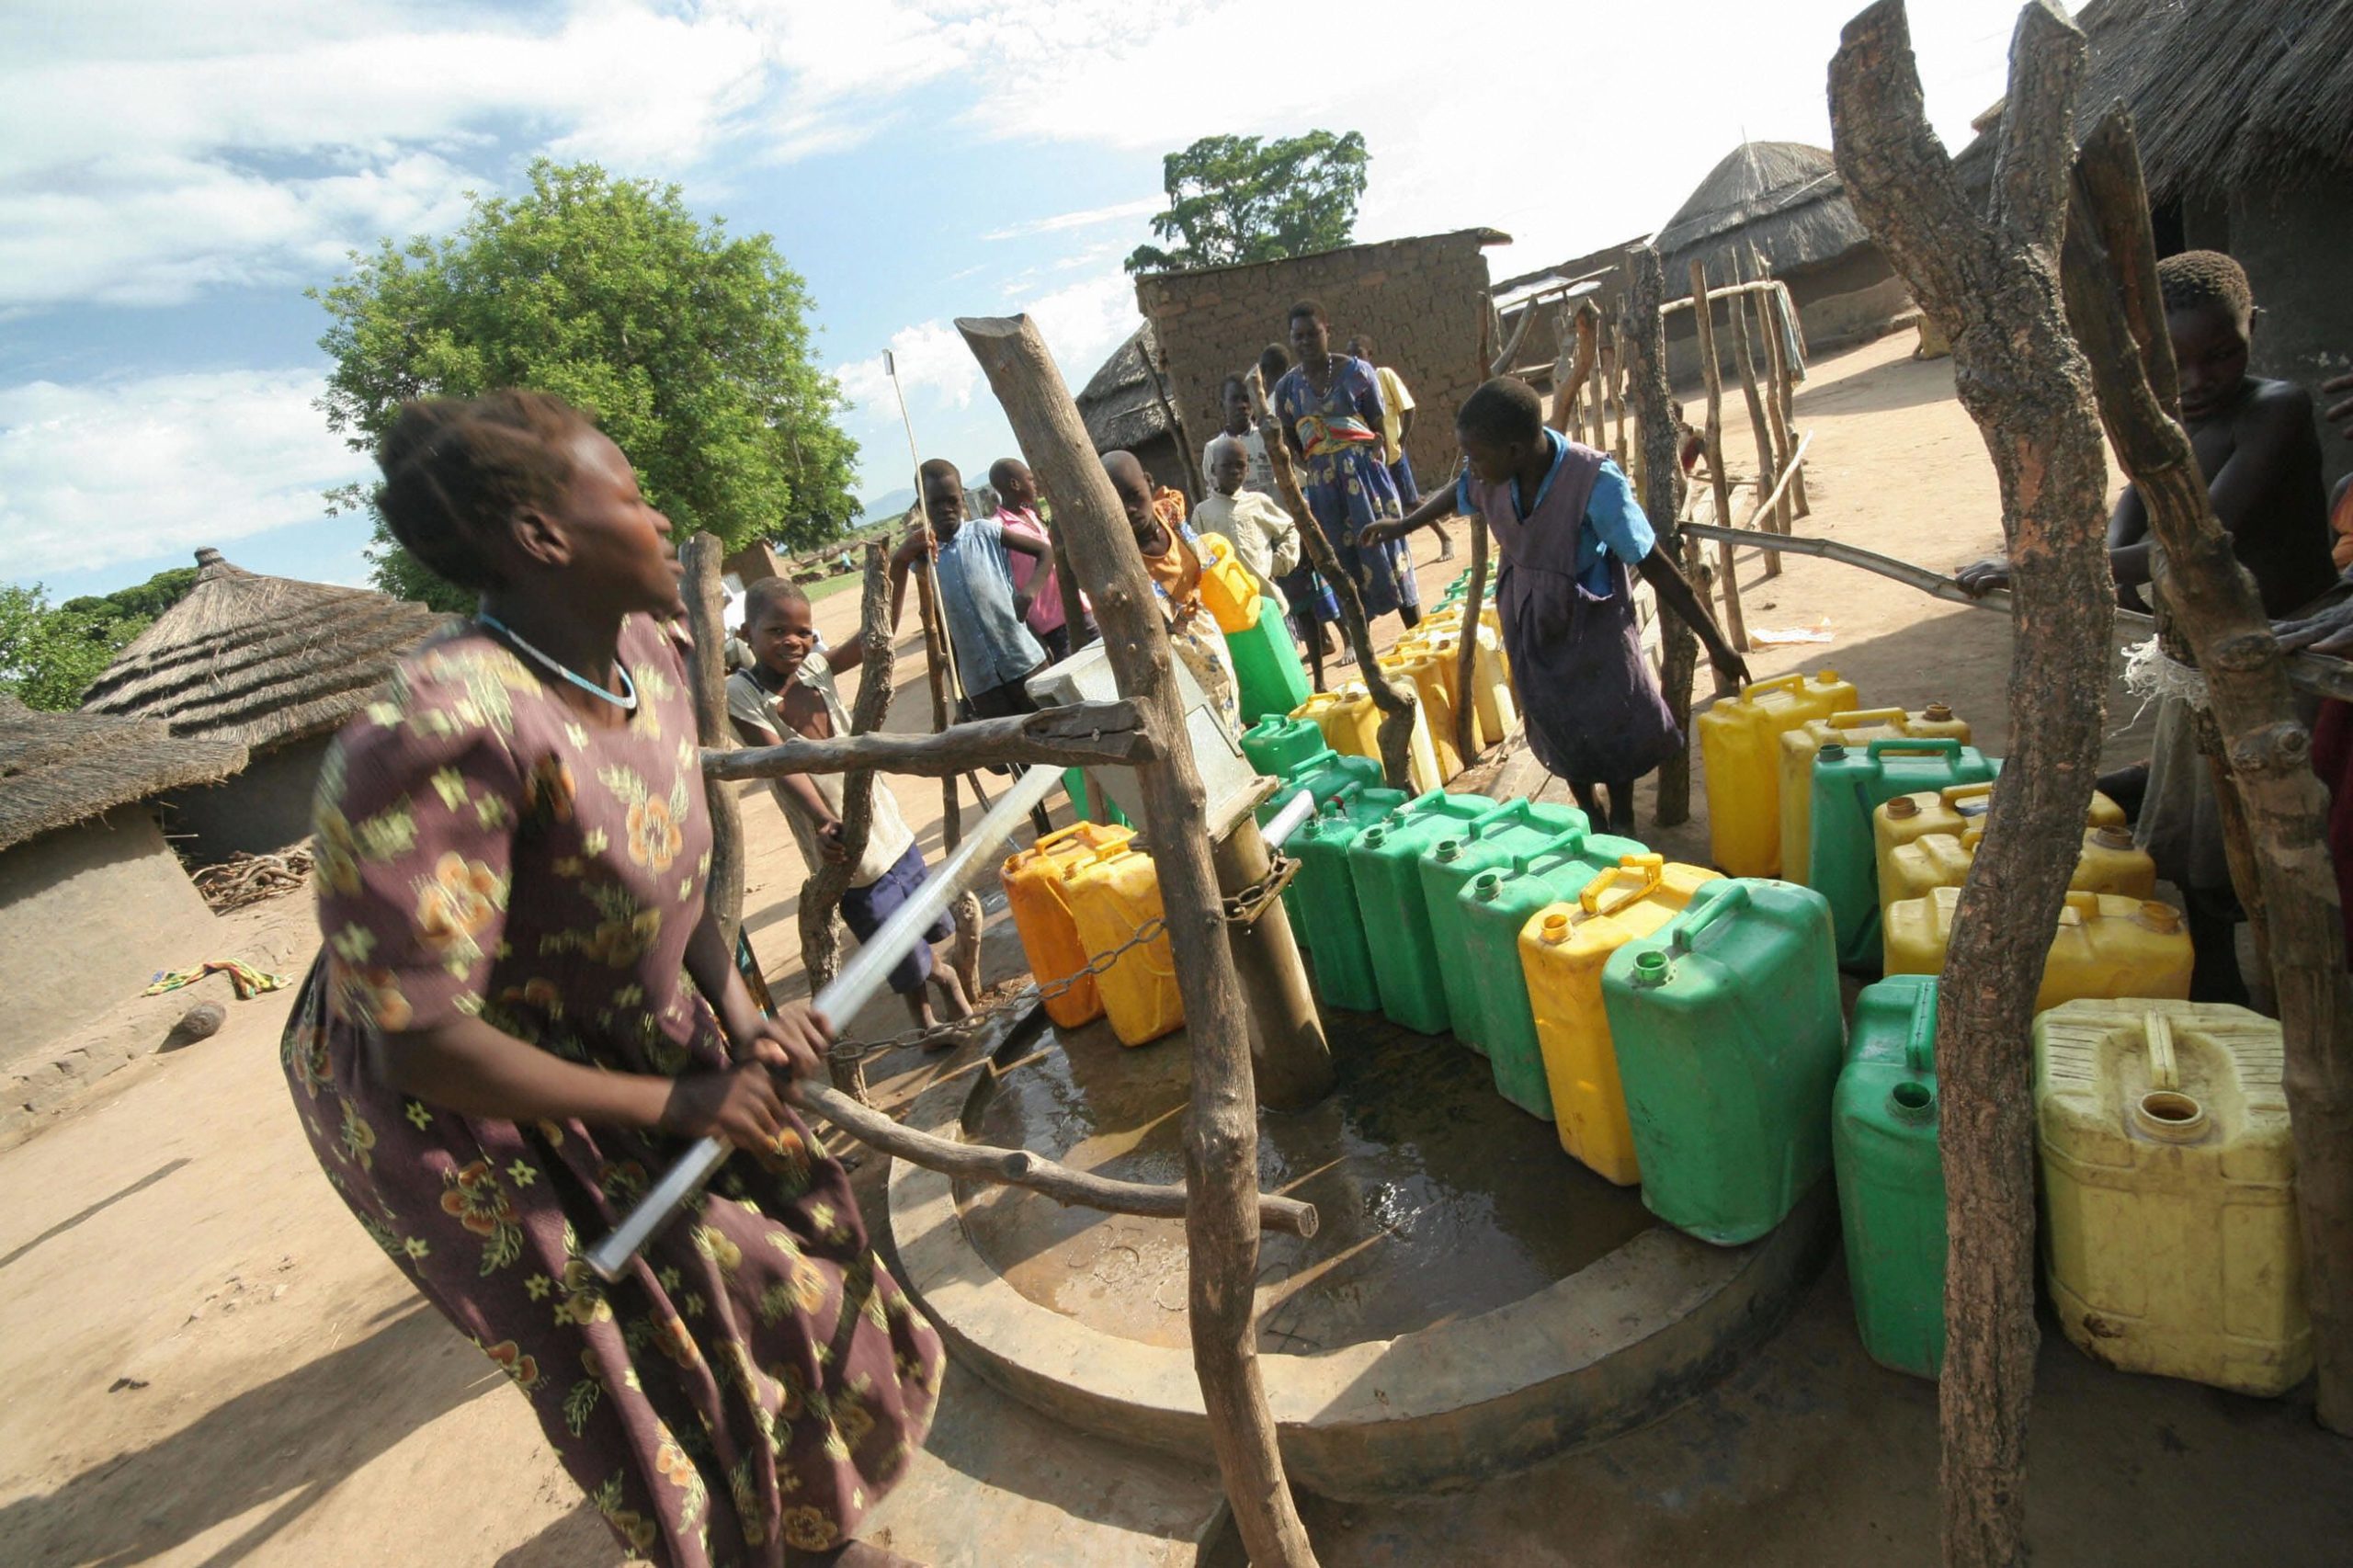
[{"xmin": 1134, "ymin": 229, "xmax": 1507, "ymax": 495}]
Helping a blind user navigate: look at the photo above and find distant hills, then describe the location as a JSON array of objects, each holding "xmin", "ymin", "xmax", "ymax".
[{"xmin": 853, "ymin": 486, "xmax": 915, "ymax": 528}]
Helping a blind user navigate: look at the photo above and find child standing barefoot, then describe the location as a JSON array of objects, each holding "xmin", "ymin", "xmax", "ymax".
[{"xmin": 1365, "ymin": 377, "xmax": 1746, "ymax": 834}]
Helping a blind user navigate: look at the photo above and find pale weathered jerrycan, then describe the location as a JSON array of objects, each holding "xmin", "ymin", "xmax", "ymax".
[
  {"xmin": 1603, "ymin": 879, "xmax": 1845, "ymax": 1244},
  {"xmin": 2035, "ymin": 1000, "xmax": 2309, "ymax": 1396},
  {"xmin": 1833, "ymin": 973, "xmax": 1946, "ymax": 1379},
  {"xmin": 1695, "ymin": 670, "xmax": 1859, "ymax": 877}
]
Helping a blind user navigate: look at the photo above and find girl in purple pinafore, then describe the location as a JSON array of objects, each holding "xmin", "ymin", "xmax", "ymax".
[{"xmin": 1367, "ymin": 376, "xmax": 1745, "ymax": 834}]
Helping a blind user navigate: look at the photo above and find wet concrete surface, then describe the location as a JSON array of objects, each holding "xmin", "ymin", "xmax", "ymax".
[{"xmin": 959, "ymin": 1007, "xmax": 1657, "ymax": 1353}]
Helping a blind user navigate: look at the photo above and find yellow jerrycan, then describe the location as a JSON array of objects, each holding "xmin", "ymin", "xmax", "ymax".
[
  {"xmin": 1378, "ymin": 650, "xmax": 1463, "ymax": 783},
  {"xmin": 1292, "ymin": 687, "xmax": 1381, "ymax": 764},
  {"xmin": 1883, "ymin": 888, "xmax": 2191, "ymax": 1010},
  {"xmin": 1518, "ymin": 855, "xmax": 1722, "ymax": 1184},
  {"xmin": 1063, "ymin": 843, "xmax": 1185, "ymax": 1046},
  {"xmin": 2035, "ymin": 1001, "xmax": 2309, "ymax": 1395},
  {"xmin": 1694, "ymin": 670, "xmax": 1859, "ymax": 877},
  {"xmin": 1193, "ymin": 531, "xmax": 1263, "ymax": 635},
  {"xmin": 1778, "ymin": 703, "xmax": 1970, "ymax": 883},
  {"xmin": 1000, "ymin": 822, "xmax": 1136, "ymax": 1029},
  {"xmin": 1880, "ymin": 822, "xmax": 2157, "ymax": 915}
]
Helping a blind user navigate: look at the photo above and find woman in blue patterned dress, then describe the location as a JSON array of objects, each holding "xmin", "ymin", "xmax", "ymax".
[{"xmin": 1272, "ymin": 299, "xmax": 1424, "ymax": 631}]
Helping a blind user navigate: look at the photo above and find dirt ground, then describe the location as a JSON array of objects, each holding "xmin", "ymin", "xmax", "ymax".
[{"xmin": 5, "ymin": 329, "xmax": 2342, "ymax": 1568}]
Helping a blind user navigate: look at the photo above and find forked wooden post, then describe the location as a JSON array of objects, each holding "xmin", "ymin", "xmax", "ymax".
[
  {"xmin": 1834, "ymin": 4, "xmax": 2121, "ymax": 1562},
  {"xmin": 1624, "ymin": 246, "xmax": 1700, "ymax": 825},
  {"xmin": 1752, "ymin": 277, "xmax": 1802, "ymax": 537},
  {"xmin": 2065, "ymin": 108, "xmax": 2353, "ymax": 1435},
  {"xmin": 1550, "ymin": 304, "xmax": 1598, "ymax": 437},
  {"xmin": 957, "ymin": 312, "xmax": 1323, "ymax": 1568},
  {"xmin": 681, "ymin": 534, "xmax": 747, "ymax": 948},
  {"xmin": 1767, "ymin": 280, "xmax": 1814, "ymax": 519},
  {"xmin": 1688, "ymin": 261, "xmax": 1749, "ymax": 652},
  {"xmin": 1729, "ymin": 270, "xmax": 1784, "ymax": 579}
]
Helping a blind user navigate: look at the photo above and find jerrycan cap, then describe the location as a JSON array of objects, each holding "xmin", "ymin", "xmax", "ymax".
[
  {"xmin": 1631, "ymin": 949, "xmax": 1674, "ymax": 987},
  {"xmin": 2092, "ymin": 826, "xmax": 2133, "ymax": 850},
  {"xmin": 1540, "ymin": 911, "xmax": 1572, "ymax": 942},
  {"xmin": 2134, "ymin": 901, "xmax": 2182, "ymax": 934},
  {"xmin": 2133, "ymin": 1087, "xmax": 2210, "ymax": 1142},
  {"xmin": 1472, "ymin": 869, "xmax": 1502, "ymax": 899},
  {"xmin": 1363, "ymin": 825, "xmax": 1388, "ymax": 847},
  {"xmin": 1435, "ymin": 837, "xmax": 1463, "ymax": 861},
  {"xmin": 1886, "ymin": 795, "xmax": 1920, "ymax": 820},
  {"xmin": 1923, "ymin": 701, "xmax": 1954, "ymax": 722},
  {"xmin": 1819, "ymin": 744, "xmax": 1848, "ymax": 762},
  {"xmin": 1812, "ymin": 669, "xmax": 1844, "ymax": 684},
  {"xmin": 1889, "ymin": 1079, "xmax": 1938, "ymax": 1124}
]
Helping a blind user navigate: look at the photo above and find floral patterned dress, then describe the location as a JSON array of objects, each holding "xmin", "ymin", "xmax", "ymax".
[
  {"xmin": 1273, "ymin": 355, "xmax": 1421, "ymax": 619},
  {"xmin": 280, "ymin": 616, "xmax": 941, "ymax": 1567}
]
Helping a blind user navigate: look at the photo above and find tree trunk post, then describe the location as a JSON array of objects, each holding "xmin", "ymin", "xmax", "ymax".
[
  {"xmin": 1550, "ymin": 304, "xmax": 1598, "ymax": 437},
  {"xmin": 1621, "ymin": 246, "xmax": 1699, "ymax": 826},
  {"xmin": 1688, "ymin": 261, "xmax": 1750, "ymax": 653},
  {"xmin": 958, "ymin": 314, "xmax": 1324, "ymax": 1567},
  {"xmin": 681, "ymin": 534, "xmax": 747, "ymax": 949},
  {"xmin": 1729, "ymin": 274, "xmax": 1784, "ymax": 577},
  {"xmin": 1245, "ymin": 369, "xmax": 1421, "ymax": 790},
  {"xmin": 2064, "ymin": 108, "xmax": 2353, "ymax": 1435},
  {"xmin": 1833, "ymin": 5, "xmax": 2120, "ymax": 1562}
]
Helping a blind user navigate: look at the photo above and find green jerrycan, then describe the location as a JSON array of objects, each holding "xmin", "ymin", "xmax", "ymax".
[
  {"xmin": 1605, "ymin": 878, "xmax": 1846, "ymax": 1244},
  {"xmin": 1834, "ymin": 974, "xmax": 1946, "ymax": 1379},
  {"xmin": 1259, "ymin": 746, "xmax": 1382, "ymax": 937},
  {"xmin": 1287, "ymin": 785, "xmax": 1411, "ymax": 1013},
  {"xmin": 1808, "ymin": 737, "xmax": 1996, "ymax": 970},
  {"xmin": 1228, "ymin": 595, "xmax": 1313, "ymax": 724},
  {"xmin": 1348, "ymin": 791, "xmax": 1513, "ymax": 1034}
]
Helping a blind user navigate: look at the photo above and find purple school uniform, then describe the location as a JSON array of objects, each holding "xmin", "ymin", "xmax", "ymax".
[{"xmin": 1458, "ymin": 432, "xmax": 1681, "ymax": 783}]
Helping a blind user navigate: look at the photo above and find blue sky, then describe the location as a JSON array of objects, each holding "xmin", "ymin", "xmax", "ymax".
[{"xmin": 0, "ymin": 0, "xmax": 2024, "ymax": 602}]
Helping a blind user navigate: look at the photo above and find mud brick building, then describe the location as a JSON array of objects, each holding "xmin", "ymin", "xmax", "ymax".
[{"xmin": 1133, "ymin": 228, "xmax": 1512, "ymax": 492}]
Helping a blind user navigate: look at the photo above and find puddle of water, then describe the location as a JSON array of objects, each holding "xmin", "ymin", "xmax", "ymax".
[{"xmin": 959, "ymin": 1011, "xmax": 1655, "ymax": 1353}]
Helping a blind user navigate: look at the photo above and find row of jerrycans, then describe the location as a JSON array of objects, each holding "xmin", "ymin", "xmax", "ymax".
[{"xmin": 1835, "ymin": 978, "xmax": 2309, "ymax": 1394}]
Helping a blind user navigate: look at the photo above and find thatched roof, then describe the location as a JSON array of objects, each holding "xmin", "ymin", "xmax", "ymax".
[
  {"xmin": 79, "ymin": 548, "xmax": 446, "ymax": 751},
  {"xmin": 1075, "ymin": 322, "xmax": 1173, "ymax": 454},
  {"xmin": 0, "ymin": 700, "xmax": 247, "ymax": 854},
  {"xmin": 1656, "ymin": 142, "xmax": 1873, "ymax": 295},
  {"xmin": 1958, "ymin": 0, "xmax": 2353, "ymax": 199}
]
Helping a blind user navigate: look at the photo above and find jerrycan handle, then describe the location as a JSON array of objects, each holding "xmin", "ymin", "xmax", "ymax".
[
  {"xmin": 1904, "ymin": 988, "xmax": 1938, "ymax": 1075},
  {"xmin": 1740, "ymin": 673, "xmax": 1813, "ymax": 701},
  {"xmin": 1578, "ymin": 854, "xmax": 1666, "ymax": 918},
  {"xmin": 2144, "ymin": 1008, "xmax": 2179, "ymax": 1091},
  {"xmin": 1668, "ymin": 881, "xmax": 1753, "ymax": 955},
  {"xmin": 1866, "ymin": 736, "xmax": 1963, "ymax": 759},
  {"xmin": 1941, "ymin": 781, "xmax": 1995, "ymax": 806},
  {"xmin": 1827, "ymin": 707, "xmax": 1909, "ymax": 728}
]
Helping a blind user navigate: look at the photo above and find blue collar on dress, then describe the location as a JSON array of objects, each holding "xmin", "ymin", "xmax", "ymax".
[{"xmin": 1512, "ymin": 428, "xmax": 1574, "ymax": 520}]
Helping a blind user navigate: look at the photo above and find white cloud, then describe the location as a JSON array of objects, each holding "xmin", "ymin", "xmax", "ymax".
[
  {"xmin": 832, "ymin": 319, "xmax": 983, "ymax": 419},
  {"xmin": 1022, "ymin": 273, "xmax": 1142, "ymax": 388},
  {"xmin": 981, "ymin": 196, "xmax": 1163, "ymax": 243},
  {"xmin": 0, "ymin": 370, "xmax": 368, "ymax": 580}
]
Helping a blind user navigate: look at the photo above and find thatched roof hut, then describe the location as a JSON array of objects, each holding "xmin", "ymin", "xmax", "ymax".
[
  {"xmin": 1074, "ymin": 322, "xmax": 1193, "ymax": 493},
  {"xmin": 81, "ymin": 547, "xmax": 447, "ymax": 750},
  {"xmin": 0, "ymin": 699, "xmax": 242, "ymax": 1060},
  {"xmin": 1654, "ymin": 141, "xmax": 1913, "ymax": 378},
  {"xmin": 0, "ymin": 699, "xmax": 246, "ymax": 856},
  {"xmin": 77, "ymin": 548, "xmax": 446, "ymax": 859},
  {"xmin": 1956, "ymin": 0, "xmax": 2353, "ymax": 486}
]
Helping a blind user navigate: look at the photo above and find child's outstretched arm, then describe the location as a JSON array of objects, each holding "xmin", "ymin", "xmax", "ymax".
[
  {"xmin": 1636, "ymin": 547, "xmax": 1751, "ymax": 690},
  {"xmin": 1359, "ymin": 487, "xmax": 1459, "ymax": 550},
  {"xmin": 728, "ymin": 710, "xmax": 850, "ymax": 862}
]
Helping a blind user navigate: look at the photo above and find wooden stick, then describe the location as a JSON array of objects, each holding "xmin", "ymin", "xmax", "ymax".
[
  {"xmin": 959, "ymin": 312, "xmax": 1322, "ymax": 1568},
  {"xmin": 1586, "ymin": 316, "xmax": 1609, "ymax": 451},
  {"xmin": 1752, "ymin": 267, "xmax": 1802, "ymax": 535},
  {"xmin": 705, "ymin": 700, "xmax": 1153, "ymax": 781},
  {"xmin": 1767, "ymin": 278, "xmax": 1813, "ymax": 518},
  {"xmin": 1550, "ymin": 304, "xmax": 1597, "ymax": 437},
  {"xmin": 1834, "ymin": 6, "xmax": 2120, "ymax": 1562},
  {"xmin": 796, "ymin": 547, "xmax": 895, "ymax": 1099},
  {"xmin": 1623, "ymin": 245, "xmax": 1699, "ymax": 825},
  {"xmin": 1729, "ymin": 267, "xmax": 1783, "ymax": 577},
  {"xmin": 1737, "ymin": 429, "xmax": 1812, "ymax": 528},
  {"xmin": 1607, "ymin": 327, "xmax": 1630, "ymax": 466},
  {"xmin": 1488, "ymin": 299, "xmax": 1540, "ymax": 376},
  {"xmin": 681, "ymin": 534, "xmax": 747, "ymax": 948},
  {"xmin": 1245, "ymin": 366, "xmax": 1419, "ymax": 790},
  {"xmin": 1658, "ymin": 277, "xmax": 1783, "ymax": 316},
  {"xmin": 1688, "ymin": 260, "xmax": 1748, "ymax": 653},
  {"xmin": 796, "ymin": 1079, "xmax": 1317, "ymax": 1237},
  {"xmin": 2065, "ymin": 107, "xmax": 2353, "ymax": 1435}
]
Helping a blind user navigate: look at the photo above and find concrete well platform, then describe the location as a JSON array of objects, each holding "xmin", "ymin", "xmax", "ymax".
[{"xmin": 888, "ymin": 1006, "xmax": 1836, "ymax": 1501}]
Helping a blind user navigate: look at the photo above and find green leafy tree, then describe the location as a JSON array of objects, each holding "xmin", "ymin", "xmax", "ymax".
[
  {"xmin": 0, "ymin": 565, "xmax": 196, "ymax": 710},
  {"xmin": 314, "ymin": 160, "xmax": 861, "ymax": 610},
  {"xmin": 1125, "ymin": 131, "xmax": 1370, "ymax": 275}
]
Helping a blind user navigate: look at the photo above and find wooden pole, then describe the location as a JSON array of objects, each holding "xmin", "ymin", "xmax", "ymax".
[
  {"xmin": 1767, "ymin": 278, "xmax": 1814, "ymax": 519},
  {"xmin": 1585, "ymin": 316, "xmax": 1609, "ymax": 452},
  {"xmin": 1607, "ymin": 327, "xmax": 1630, "ymax": 467},
  {"xmin": 1550, "ymin": 305, "xmax": 1597, "ymax": 437},
  {"xmin": 958, "ymin": 313, "xmax": 1322, "ymax": 1568},
  {"xmin": 794, "ymin": 547, "xmax": 896, "ymax": 1104},
  {"xmin": 1688, "ymin": 260, "xmax": 1749, "ymax": 653},
  {"xmin": 1455, "ymin": 312, "xmax": 1495, "ymax": 767},
  {"xmin": 1245, "ymin": 368, "xmax": 1420, "ymax": 790},
  {"xmin": 681, "ymin": 534, "xmax": 746, "ymax": 949},
  {"xmin": 2065, "ymin": 107, "xmax": 2353, "ymax": 1434},
  {"xmin": 1624, "ymin": 246, "xmax": 1700, "ymax": 825},
  {"xmin": 706, "ymin": 700, "xmax": 1151, "ymax": 781},
  {"xmin": 1143, "ymin": 338, "xmax": 1203, "ymax": 505},
  {"xmin": 1729, "ymin": 271, "xmax": 1784, "ymax": 578},
  {"xmin": 1752, "ymin": 270, "xmax": 1802, "ymax": 538},
  {"xmin": 1833, "ymin": 5, "xmax": 2120, "ymax": 1562}
]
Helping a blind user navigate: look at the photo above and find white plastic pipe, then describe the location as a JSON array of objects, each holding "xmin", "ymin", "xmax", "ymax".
[
  {"xmin": 1262, "ymin": 787, "xmax": 1317, "ymax": 849},
  {"xmin": 586, "ymin": 762, "xmax": 1063, "ymax": 1280}
]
